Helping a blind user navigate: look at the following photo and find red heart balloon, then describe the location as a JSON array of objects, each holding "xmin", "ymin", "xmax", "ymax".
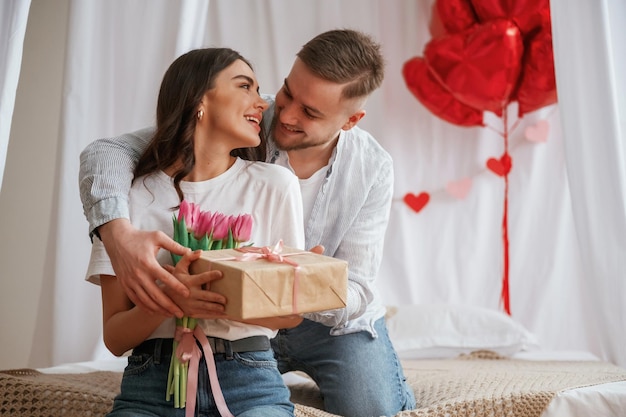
[
  {"xmin": 486, "ymin": 153, "xmax": 512, "ymax": 176},
  {"xmin": 404, "ymin": 192, "xmax": 431, "ymax": 213},
  {"xmin": 436, "ymin": 0, "xmax": 478, "ymax": 34},
  {"xmin": 470, "ymin": 0, "xmax": 551, "ymax": 36},
  {"xmin": 403, "ymin": 57, "xmax": 484, "ymax": 127},
  {"xmin": 429, "ymin": 1, "xmax": 448, "ymax": 38},
  {"xmin": 514, "ymin": 26, "xmax": 557, "ymax": 116},
  {"xmin": 424, "ymin": 19, "xmax": 524, "ymax": 116}
]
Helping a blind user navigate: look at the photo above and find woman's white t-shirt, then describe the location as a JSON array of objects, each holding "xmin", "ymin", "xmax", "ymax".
[{"xmin": 86, "ymin": 158, "xmax": 305, "ymax": 341}]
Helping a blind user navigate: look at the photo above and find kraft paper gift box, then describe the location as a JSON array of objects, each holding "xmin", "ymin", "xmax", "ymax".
[{"xmin": 189, "ymin": 246, "xmax": 348, "ymax": 319}]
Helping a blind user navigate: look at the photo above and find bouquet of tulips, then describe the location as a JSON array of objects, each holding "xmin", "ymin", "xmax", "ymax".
[{"xmin": 166, "ymin": 200, "xmax": 252, "ymax": 408}]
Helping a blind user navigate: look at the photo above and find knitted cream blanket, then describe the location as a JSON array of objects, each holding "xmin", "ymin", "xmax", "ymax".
[
  {"xmin": 2, "ymin": 352, "xmax": 626, "ymax": 417},
  {"xmin": 293, "ymin": 351, "xmax": 626, "ymax": 417}
]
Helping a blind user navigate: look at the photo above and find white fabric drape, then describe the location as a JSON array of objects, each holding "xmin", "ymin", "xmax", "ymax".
[
  {"xmin": 551, "ymin": 0, "xmax": 626, "ymax": 367},
  {"xmin": 0, "ymin": 0, "xmax": 30, "ymax": 191},
  {"xmin": 8, "ymin": 0, "xmax": 623, "ymax": 367}
]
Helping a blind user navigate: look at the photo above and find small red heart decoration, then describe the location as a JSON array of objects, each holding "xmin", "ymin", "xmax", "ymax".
[
  {"xmin": 404, "ymin": 192, "xmax": 430, "ymax": 213},
  {"xmin": 486, "ymin": 153, "xmax": 513, "ymax": 176}
]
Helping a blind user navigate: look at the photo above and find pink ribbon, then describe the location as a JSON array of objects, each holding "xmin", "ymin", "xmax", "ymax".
[
  {"xmin": 235, "ymin": 240, "xmax": 302, "ymax": 314},
  {"xmin": 174, "ymin": 326, "xmax": 234, "ymax": 417}
]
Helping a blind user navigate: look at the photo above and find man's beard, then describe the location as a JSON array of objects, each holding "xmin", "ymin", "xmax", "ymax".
[
  {"xmin": 270, "ymin": 114, "xmax": 331, "ymax": 152},
  {"xmin": 270, "ymin": 115, "xmax": 302, "ymax": 151}
]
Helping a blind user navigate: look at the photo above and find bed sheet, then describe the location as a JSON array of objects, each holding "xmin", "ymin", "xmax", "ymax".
[{"xmin": 515, "ymin": 350, "xmax": 626, "ymax": 417}]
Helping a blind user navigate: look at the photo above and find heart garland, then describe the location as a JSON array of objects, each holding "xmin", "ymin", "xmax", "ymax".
[
  {"xmin": 402, "ymin": 119, "xmax": 549, "ymax": 212},
  {"xmin": 403, "ymin": 0, "xmax": 556, "ymax": 316},
  {"xmin": 401, "ymin": 115, "xmax": 552, "ymax": 315}
]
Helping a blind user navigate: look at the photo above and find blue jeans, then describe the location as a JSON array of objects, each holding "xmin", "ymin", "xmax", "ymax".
[
  {"xmin": 108, "ymin": 338, "xmax": 294, "ymax": 417},
  {"xmin": 272, "ymin": 317, "xmax": 416, "ymax": 417}
]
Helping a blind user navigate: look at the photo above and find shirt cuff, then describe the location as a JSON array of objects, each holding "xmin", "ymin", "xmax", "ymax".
[{"xmin": 87, "ymin": 197, "xmax": 131, "ymax": 239}]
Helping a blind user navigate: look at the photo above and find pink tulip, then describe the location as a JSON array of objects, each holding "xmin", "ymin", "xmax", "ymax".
[
  {"xmin": 194, "ymin": 210, "xmax": 214, "ymax": 239},
  {"xmin": 178, "ymin": 200, "xmax": 200, "ymax": 232},
  {"xmin": 211, "ymin": 212, "xmax": 230, "ymax": 240},
  {"xmin": 178, "ymin": 200, "xmax": 191, "ymax": 222},
  {"xmin": 232, "ymin": 214, "xmax": 253, "ymax": 243}
]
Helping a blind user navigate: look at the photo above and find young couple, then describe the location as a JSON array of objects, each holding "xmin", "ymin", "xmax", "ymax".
[{"xmin": 82, "ymin": 29, "xmax": 415, "ymax": 417}]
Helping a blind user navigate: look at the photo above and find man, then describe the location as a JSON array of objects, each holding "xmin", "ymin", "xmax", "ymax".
[{"xmin": 79, "ymin": 29, "xmax": 415, "ymax": 416}]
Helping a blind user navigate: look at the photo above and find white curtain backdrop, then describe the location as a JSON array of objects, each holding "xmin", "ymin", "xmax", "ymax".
[
  {"xmin": 0, "ymin": 0, "xmax": 31, "ymax": 191},
  {"xmin": 550, "ymin": 0, "xmax": 626, "ymax": 366},
  {"xmin": 5, "ymin": 0, "xmax": 624, "ymax": 368}
]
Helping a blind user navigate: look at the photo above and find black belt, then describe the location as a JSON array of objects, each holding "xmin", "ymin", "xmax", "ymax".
[{"xmin": 133, "ymin": 335, "xmax": 270, "ymax": 356}]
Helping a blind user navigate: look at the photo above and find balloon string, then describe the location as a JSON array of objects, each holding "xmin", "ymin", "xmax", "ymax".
[{"xmin": 501, "ymin": 106, "xmax": 511, "ymax": 316}]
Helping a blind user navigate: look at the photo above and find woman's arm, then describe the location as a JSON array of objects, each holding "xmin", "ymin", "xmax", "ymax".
[
  {"xmin": 100, "ymin": 274, "xmax": 167, "ymax": 356},
  {"xmin": 101, "ymin": 251, "xmax": 228, "ymax": 356}
]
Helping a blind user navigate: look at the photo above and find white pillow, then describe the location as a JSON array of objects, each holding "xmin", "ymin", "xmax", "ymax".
[{"xmin": 385, "ymin": 303, "xmax": 540, "ymax": 359}]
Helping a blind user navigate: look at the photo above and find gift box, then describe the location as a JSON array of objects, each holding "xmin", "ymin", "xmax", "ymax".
[{"xmin": 189, "ymin": 245, "xmax": 348, "ymax": 319}]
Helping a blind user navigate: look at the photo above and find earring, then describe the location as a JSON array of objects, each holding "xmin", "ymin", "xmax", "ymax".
[{"xmin": 197, "ymin": 110, "xmax": 204, "ymax": 120}]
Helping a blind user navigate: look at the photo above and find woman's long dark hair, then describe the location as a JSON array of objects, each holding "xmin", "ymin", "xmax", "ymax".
[{"xmin": 133, "ymin": 48, "xmax": 266, "ymax": 201}]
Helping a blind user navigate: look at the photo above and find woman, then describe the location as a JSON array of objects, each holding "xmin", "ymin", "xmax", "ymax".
[{"xmin": 86, "ymin": 48, "xmax": 304, "ymax": 417}]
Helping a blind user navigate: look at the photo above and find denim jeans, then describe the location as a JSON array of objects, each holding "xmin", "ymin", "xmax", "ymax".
[
  {"xmin": 272, "ymin": 317, "xmax": 416, "ymax": 417},
  {"xmin": 108, "ymin": 338, "xmax": 294, "ymax": 417}
]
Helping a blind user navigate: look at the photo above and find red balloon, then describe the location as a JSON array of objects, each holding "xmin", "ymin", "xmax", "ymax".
[
  {"xmin": 470, "ymin": 0, "xmax": 551, "ymax": 36},
  {"xmin": 403, "ymin": 57, "xmax": 484, "ymax": 127},
  {"xmin": 436, "ymin": 0, "xmax": 478, "ymax": 34},
  {"xmin": 429, "ymin": 1, "xmax": 448, "ymax": 38},
  {"xmin": 514, "ymin": 25, "xmax": 557, "ymax": 116},
  {"xmin": 424, "ymin": 19, "xmax": 524, "ymax": 116}
]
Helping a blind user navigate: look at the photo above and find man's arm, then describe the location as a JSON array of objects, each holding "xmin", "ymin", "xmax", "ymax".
[
  {"xmin": 79, "ymin": 127, "xmax": 153, "ymax": 235},
  {"xmin": 79, "ymin": 127, "xmax": 188, "ymax": 317},
  {"xmin": 304, "ymin": 155, "xmax": 394, "ymax": 327}
]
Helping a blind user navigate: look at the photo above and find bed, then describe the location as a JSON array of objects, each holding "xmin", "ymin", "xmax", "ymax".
[{"xmin": 2, "ymin": 304, "xmax": 626, "ymax": 417}]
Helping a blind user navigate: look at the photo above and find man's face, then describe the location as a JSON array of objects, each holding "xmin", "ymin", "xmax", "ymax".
[{"xmin": 271, "ymin": 58, "xmax": 361, "ymax": 152}]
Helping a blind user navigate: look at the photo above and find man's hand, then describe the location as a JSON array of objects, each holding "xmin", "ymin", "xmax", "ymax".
[
  {"xmin": 98, "ymin": 218, "xmax": 189, "ymax": 317},
  {"xmin": 309, "ymin": 245, "xmax": 324, "ymax": 255}
]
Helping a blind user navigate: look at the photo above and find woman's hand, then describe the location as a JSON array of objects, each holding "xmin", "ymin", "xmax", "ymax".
[{"xmin": 162, "ymin": 250, "xmax": 228, "ymax": 319}]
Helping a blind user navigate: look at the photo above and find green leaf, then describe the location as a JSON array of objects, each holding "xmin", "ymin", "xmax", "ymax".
[
  {"xmin": 198, "ymin": 234, "xmax": 209, "ymax": 251},
  {"xmin": 226, "ymin": 229, "xmax": 234, "ymax": 249},
  {"xmin": 188, "ymin": 234, "xmax": 199, "ymax": 251},
  {"xmin": 177, "ymin": 218, "xmax": 189, "ymax": 248}
]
